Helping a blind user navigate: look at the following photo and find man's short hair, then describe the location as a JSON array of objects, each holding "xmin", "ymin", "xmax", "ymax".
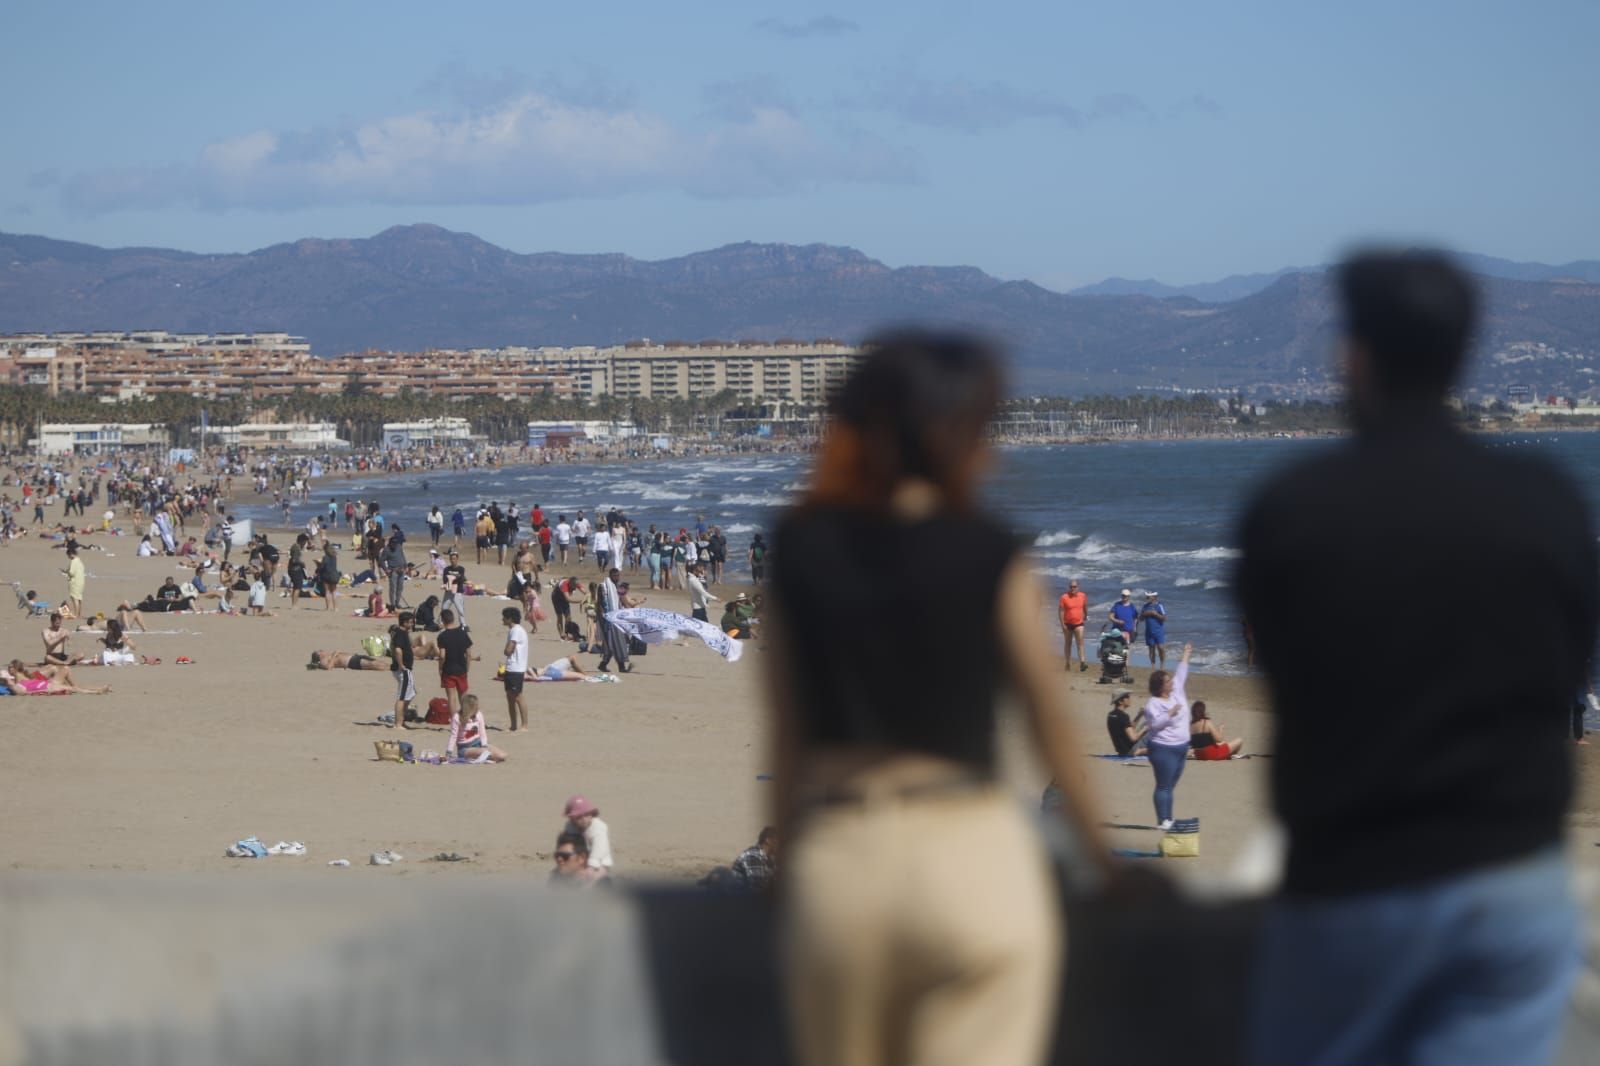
[
  {"xmin": 556, "ymin": 830, "xmax": 588, "ymax": 855},
  {"xmin": 440, "ymin": 608, "xmax": 456, "ymax": 624},
  {"xmin": 1338, "ymin": 250, "xmax": 1477, "ymax": 396},
  {"xmin": 503, "ymin": 607, "xmax": 522, "ymax": 625},
  {"xmin": 757, "ymin": 825, "xmax": 778, "ymax": 846},
  {"xmin": 396, "ymin": 611, "xmax": 415, "ymax": 626}
]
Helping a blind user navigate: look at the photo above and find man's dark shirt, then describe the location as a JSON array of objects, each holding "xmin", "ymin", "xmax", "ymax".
[
  {"xmin": 1236, "ymin": 409, "xmax": 1598, "ymax": 896},
  {"xmin": 438, "ymin": 628, "xmax": 473, "ymax": 676}
]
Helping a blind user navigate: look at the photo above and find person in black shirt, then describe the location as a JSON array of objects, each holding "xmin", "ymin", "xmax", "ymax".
[
  {"xmin": 1104, "ymin": 691, "xmax": 1144, "ymax": 756},
  {"xmin": 387, "ymin": 612, "xmax": 416, "ymax": 729},
  {"xmin": 441, "ymin": 550, "xmax": 468, "ymax": 627},
  {"xmin": 1236, "ymin": 252, "xmax": 1598, "ymax": 1066},
  {"xmin": 435, "ymin": 608, "xmax": 476, "ymax": 719},
  {"xmin": 769, "ymin": 330, "xmax": 1110, "ymax": 1066}
]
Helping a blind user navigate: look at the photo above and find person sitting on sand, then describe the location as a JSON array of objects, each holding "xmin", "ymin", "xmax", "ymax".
[
  {"xmin": 363, "ymin": 589, "xmax": 394, "ymax": 619},
  {"xmin": 137, "ymin": 535, "xmax": 155, "ymax": 557},
  {"xmin": 549, "ymin": 832, "xmax": 604, "ymax": 888},
  {"xmin": 447, "ymin": 693, "xmax": 506, "ymax": 763},
  {"xmin": 720, "ymin": 601, "xmax": 753, "ymax": 640},
  {"xmin": 1188, "ymin": 700, "xmax": 1244, "ymax": 760},
  {"xmin": 42, "ymin": 612, "xmax": 71, "ymax": 665},
  {"xmin": 2, "ymin": 659, "xmax": 111, "ymax": 695},
  {"xmin": 561, "ymin": 795, "xmax": 613, "ymax": 872},
  {"xmin": 1107, "ymin": 690, "xmax": 1147, "ymax": 756},
  {"xmin": 307, "ymin": 649, "xmax": 391, "ymax": 671},
  {"xmin": 87, "ymin": 618, "xmax": 150, "ymax": 666}
]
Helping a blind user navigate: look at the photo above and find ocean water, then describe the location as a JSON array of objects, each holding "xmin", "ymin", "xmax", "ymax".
[{"xmin": 238, "ymin": 433, "xmax": 1600, "ymax": 675}]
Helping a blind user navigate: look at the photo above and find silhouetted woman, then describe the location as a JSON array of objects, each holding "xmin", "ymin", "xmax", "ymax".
[{"xmin": 767, "ymin": 330, "xmax": 1109, "ymax": 1066}]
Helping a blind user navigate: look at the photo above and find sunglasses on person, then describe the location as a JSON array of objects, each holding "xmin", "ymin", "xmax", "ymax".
[{"xmin": 555, "ymin": 851, "xmax": 578, "ymax": 862}]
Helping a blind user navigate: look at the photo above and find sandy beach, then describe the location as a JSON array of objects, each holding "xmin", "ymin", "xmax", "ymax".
[{"xmin": 1, "ymin": 519, "xmax": 1596, "ymax": 888}]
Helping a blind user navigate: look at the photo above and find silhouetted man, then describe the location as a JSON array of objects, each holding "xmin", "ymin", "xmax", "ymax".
[{"xmin": 1236, "ymin": 251, "xmax": 1597, "ymax": 1066}]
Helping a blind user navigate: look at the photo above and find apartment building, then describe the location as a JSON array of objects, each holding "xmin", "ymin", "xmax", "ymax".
[
  {"xmin": 519, "ymin": 341, "xmax": 861, "ymax": 403},
  {"xmin": 0, "ymin": 348, "xmax": 89, "ymax": 395}
]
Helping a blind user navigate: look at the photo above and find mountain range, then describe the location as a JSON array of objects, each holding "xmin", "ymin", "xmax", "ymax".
[{"xmin": 3, "ymin": 224, "xmax": 1599, "ymax": 395}]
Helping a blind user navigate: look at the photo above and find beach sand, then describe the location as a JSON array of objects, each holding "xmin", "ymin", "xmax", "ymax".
[{"xmin": 0, "ymin": 523, "xmax": 1595, "ymax": 891}]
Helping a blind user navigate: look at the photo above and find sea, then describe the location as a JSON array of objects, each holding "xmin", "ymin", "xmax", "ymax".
[{"xmin": 235, "ymin": 433, "xmax": 1600, "ymax": 677}]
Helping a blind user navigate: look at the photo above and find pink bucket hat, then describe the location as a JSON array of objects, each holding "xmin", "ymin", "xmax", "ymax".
[{"xmin": 563, "ymin": 794, "xmax": 599, "ymax": 818}]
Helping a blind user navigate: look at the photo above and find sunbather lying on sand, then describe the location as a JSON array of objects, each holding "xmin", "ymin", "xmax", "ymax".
[
  {"xmin": 2, "ymin": 659, "xmax": 111, "ymax": 694},
  {"xmin": 307, "ymin": 649, "xmax": 391, "ymax": 671}
]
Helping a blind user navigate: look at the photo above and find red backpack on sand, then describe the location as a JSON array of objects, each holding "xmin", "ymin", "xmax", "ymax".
[{"xmin": 425, "ymin": 697, "xmax": 451, "ymax": 725}]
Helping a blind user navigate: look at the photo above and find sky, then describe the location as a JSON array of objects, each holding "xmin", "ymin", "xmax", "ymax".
[{"xmin": 3, "ymin": 1, "xmax": 1597, "ymax": 290}]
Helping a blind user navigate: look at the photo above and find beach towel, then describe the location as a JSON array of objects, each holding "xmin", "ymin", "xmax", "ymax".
[{"xmin": 604, "ymin": 607, "xmax": 743, "ymax": 663}]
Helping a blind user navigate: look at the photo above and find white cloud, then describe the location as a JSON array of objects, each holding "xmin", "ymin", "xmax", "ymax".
[{"xmin": 53, "ymin": 93, "xmax": 914, "ymax": 213}]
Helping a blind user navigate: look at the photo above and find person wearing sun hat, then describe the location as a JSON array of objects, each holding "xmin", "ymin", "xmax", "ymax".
[
  {"xmin": 1108, "ymin": 587, "xmax": 1139, "ymax": 642},
  {"xmin": 1140, "ymin": 590, "xmax": 1168, "ymax": 667},
  {"xmin": 562, "ymin": 795, "xmax": 613, "ymax": 872}
]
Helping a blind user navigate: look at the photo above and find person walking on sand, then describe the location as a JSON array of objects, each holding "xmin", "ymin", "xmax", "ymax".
[
  {"xmin": 501, "ymin": 606, "xmax": 529, "ymax": 732},
  {"xmin": 1143, "ymin": 642, "xmax": 1194, "ymax": 830},
  {"xmin": 1108, "ymin": 587, "xmax": 1138, "ymax": 643},
  {"xmin": 427, "ymin": 505, "xmax": 444, "ymax": 548},
  {"xmin": 1140, "ymin": 591, "xmax": 1168, "ymax": 667},
  {"xmin": 1237, "ymin": 252, "xmax": 1599, "ymax": 1066},
  {"xmin": 769, "ymin": 331, "xmax": 1112, "ymax": 1066},
  {"xmin": 316, "ymin": 542, "xmax": 341, "ymax": 611},
  {"xmin": 1059, "ymin": 579, "xmax": 1088, "ymax": 672},
  {"xmin": 62, "ymin": 546, "xmax": 85, "ymax": 619}
]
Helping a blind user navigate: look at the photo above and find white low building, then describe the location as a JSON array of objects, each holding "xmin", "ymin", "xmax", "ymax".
[
  {"xmin": 382, "ymin": 418, "xmax": 474, "ymax": 449},
  {"xmin": 526, "ymin": 420, "xmax": 641, "ymax": 446},
  {"xmin": 205, "ymin": 422, "xmax": 349, "ymax": 450},
  {"xmin": 38, "ymin": 422, "xmax": 168, "ymax": 455}
]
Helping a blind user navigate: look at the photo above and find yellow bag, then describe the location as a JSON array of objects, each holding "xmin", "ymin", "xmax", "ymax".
[
  {"xmin": 1160, "ymin": 833, "xmax": 1199, "ymax": 858},
  {"xmin": 373, "ymin": 740, "xmax": 404, "ymax": 763}
]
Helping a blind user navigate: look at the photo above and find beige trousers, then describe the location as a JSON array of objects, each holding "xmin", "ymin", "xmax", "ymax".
[{"xmin": 783, "ymin": 786, "xmax": 1063, "ymax": 1066}]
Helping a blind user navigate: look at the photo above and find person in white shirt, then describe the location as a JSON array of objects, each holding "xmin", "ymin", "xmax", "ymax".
[
  {"xmin": 555, "ymin": 516, "xmax": 573, "ymax": 563},
  {"xmin": 687, "ymin": 563, "xmax": 718, "ymax": 623},
  {"xmin": 563, "ymin": 794, "xmax": 613, "ymax": 871},
  {"xmin": 1143, "ymin": 642, "xmax": 1194, "ymax": 830},
  {"xmin": 501, "ymin": 606, "xmax": 530, "ymax": 732},
  {"xmin": 573, "ymin": 514, "xmax": 592, "ymax": 561}
]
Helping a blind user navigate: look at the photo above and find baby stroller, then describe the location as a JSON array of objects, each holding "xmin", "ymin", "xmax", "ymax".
[{"xmin": 1097, "ymin": 625, "xmax": 1134, "ymax": 685}]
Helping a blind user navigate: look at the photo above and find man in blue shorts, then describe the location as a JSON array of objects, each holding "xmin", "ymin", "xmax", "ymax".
[{"xmin": 1140, "ymin": 591, "xmax": 1168, "ymax": 667}]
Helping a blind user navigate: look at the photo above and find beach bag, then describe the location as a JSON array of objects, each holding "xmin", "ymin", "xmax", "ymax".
[
  {"xmin": 425, "ymin": 697, "xmax": 452, "ymax": 725},
  {"xmin": 361, "ymin": 633, "xmax": 390, "ymax": 658},
  {"xmin": 1160, "ymin": 833, "xmax": 1199, "ymax": 858}
]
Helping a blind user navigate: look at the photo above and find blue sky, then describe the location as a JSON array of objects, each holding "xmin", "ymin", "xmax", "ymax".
[{"xmin": 4, "ymin": 1, "xmax": 1596, "ymax": 289}]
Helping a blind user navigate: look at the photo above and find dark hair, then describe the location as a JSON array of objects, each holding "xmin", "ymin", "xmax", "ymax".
[
  {"xmin": 440, "ymin": 608, "xmax": 456, "ymax": 625},
  {"xmin": 1338, "ymin": 251, "xmax": 1476, "ymax": 397},
  {"xmin": 503, "ymin": 607, "xmax": 522, "ymax": 625},
  {"xmin": 809, "ymin": 329, "xmax": 1003, "ymax": 511},
  {"xmin": 1191, "ymin": 700, "xmax": 1209, "ymax": 721},
  {"xmin": 396, "ymin": 611, "xmax": 415, "ymax": 627},
  {"xmin": 556, "ymin": 830, "xmax": 588, "ymax": 855},
  {"xmin": 1148, "ymin": 669, "xmax": 1170, "ymax": 697},
  {"xmin": 757, "ymin": 825, "xmax": 779, "ymax": 846}
]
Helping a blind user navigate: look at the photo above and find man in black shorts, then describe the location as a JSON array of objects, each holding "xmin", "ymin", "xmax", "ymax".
[
  {"xmin": 388, "ymin": 611, "xmax": 416, "ymax": 729},
  {"xmin": 501, "ymin": 606, "xmax": 529, "ymax": 732}
]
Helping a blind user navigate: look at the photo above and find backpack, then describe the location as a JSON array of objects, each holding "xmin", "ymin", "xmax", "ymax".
[{"xmin": 425, "ymin": 697, "xmax": 452, "ymax": 725}]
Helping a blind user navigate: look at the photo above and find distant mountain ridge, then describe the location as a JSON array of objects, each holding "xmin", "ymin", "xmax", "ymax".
[
  {"xmin": 1070, "ymin": 254, "xmax": 1600, "ymax": 302},
  {"xmin": 3, "ymin": 224, "xmax": 1599, "ymax": 395}
]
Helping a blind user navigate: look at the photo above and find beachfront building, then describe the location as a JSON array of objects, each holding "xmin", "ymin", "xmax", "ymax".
[
  {"xmin": 37, "ymin": 422, "xmax": 167, "ymax": 455},
  {"xmin": 381, "ymin": 417, "xmax": 474, "ymax": 449},
  {"xmin": 526, "ymin": 420, "xmax": 642, "ymax": 447},
  {"xmin": 205, "ymin": 422, "xmax": 349, "ymax": 450}
]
